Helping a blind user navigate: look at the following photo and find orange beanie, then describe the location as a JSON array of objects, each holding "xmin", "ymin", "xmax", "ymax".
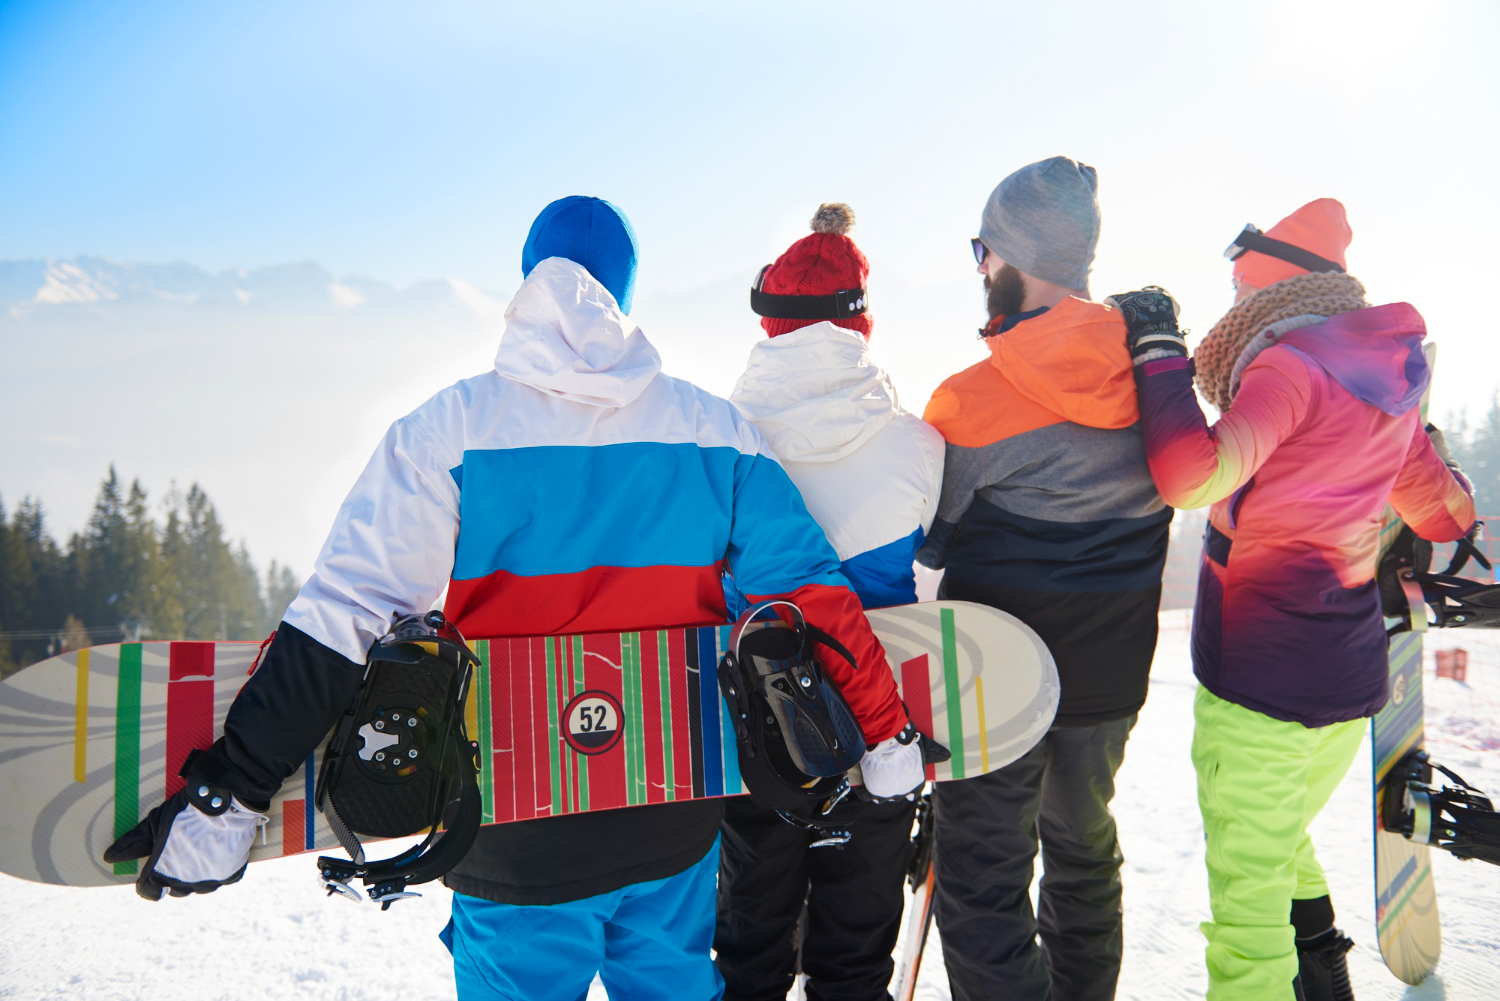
[{"xmin": 1233, "ymin": 198, "xmax": 1353, "ymax": 290}]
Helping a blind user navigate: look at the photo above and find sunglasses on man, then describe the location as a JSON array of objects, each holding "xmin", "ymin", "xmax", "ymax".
[{"xmin": 971, "ymin": 238, "xmax": 988, "ymax": 265}]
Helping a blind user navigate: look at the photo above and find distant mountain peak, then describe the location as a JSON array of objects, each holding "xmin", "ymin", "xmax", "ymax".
[{"xmin": 0, "ymin": 256, "xmax": 507, "ymax": 319}]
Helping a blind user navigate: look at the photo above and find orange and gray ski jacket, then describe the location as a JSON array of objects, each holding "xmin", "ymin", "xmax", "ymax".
[{"xmin": 917, "ymin": 298, "xmax": 1171, "ymax": 723}]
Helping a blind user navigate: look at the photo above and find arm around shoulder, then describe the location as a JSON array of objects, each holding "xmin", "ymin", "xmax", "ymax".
[{"xmin": 1137, "ymin": 351, "xmax": 1310, "ymax": 510}]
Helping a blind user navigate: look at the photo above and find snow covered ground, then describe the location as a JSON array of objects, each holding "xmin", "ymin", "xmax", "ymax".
[{"xmin": 3, "ymin": 611, "xmax": 1497, "ymax": 1000}]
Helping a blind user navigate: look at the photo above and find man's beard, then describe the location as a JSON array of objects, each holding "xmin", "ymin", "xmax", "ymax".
[{"xmin": 984, "ymin": 263, "xmax": 1026, "ymax": 319}]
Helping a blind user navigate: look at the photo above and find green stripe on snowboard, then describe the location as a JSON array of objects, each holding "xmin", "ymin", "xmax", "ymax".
[
  {"xmin": 622, "ymin": 632, "xmax": 642, "ymax": 806},
  {"xmin": 476, "ymin": 640, "xmax": 494, "ymax": 825},
  {"xmin": 573, "ymin": 635, "xmax": 588, "ymax": 813},
  {"xmin": 544, "ymin": 637, "xmax": 563, "ymax": 815},
  {"xmin": 630, "ymin": 632, "xmax": 647, "ymax": 804},
  {"xmin": 941, "ymin": 610, "xmax": 965, "ymax": 779},
  {"xmin": 658, "ymin": 630, "xmax": 674, "ymax": 800},
  {"xmin": 113, "ymin": 644, "xmax": 143, "ymax": 875}
]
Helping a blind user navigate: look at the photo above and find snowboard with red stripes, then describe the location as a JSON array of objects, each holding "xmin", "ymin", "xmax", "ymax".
[{"xmin": 0, "ymin": 600, "xmax": 1057, "ymax": 887}]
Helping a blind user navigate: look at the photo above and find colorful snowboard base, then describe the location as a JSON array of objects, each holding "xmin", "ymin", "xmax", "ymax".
[
  {"xmin": 1370, "ymin": 339, "xmax": 1442, "ymax": 986},
  {"xmin": 0, "ymin": 600, "xmax": 1059, "ymax": 888},
  {"xmin": 1371, "ymin": 631, "xmax": 1442, "ymax": 984}
]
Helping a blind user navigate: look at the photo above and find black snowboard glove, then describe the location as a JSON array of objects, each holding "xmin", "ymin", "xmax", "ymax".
[
  {"xmin": 103, "ymin": 750, "xmax": 269, "ymax": 901},
  {"xmin": 1105, "ymin": 286, "xmax": 1187, "ymax": 365}
]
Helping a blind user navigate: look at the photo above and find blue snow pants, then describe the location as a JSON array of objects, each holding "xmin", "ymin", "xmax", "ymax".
[{"xmin": 440, "ymin": 838, "xmax": 724, "ymax": 1001}]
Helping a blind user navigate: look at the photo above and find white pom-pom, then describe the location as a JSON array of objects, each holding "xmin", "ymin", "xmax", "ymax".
[{"xmin": 810, "ymin": 203, "xmax": 855, "ymax": 236}]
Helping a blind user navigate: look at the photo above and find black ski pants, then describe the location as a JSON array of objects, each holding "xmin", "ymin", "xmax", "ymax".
[
  {"xmin": 934, "ymin": 716, "xmax": 1136, "ymax": 1001},
  {"xmin": 715, "ymin": 795, "xmax": 917, "ymax": 1001}
]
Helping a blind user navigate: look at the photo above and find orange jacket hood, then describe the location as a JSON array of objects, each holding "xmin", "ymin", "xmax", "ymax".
[
  {"xmin": 926, "ymin": 298, "xmax": 1137, "ymax": 448},
  {"xmin": 986, "ymin": 297, "xmax": 1138, "ymax": 429}
]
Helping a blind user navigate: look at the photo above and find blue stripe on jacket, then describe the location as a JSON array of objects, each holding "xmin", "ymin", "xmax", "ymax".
[
  {"xmin": 452, "ymin": 442, "xmax": 846, "ymax": 596},
  {"xmin": 725, "ymin": 526, "xmax": 925, "ymax": 615},
  {"xmin": 839, "ymin": 528, "xmax": 925, "ymax": 609}
]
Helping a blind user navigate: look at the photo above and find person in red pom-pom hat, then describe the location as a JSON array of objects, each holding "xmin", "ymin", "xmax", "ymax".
[
  {"xmin": 753, "ymin": 203, "xmax": 874, "ymax": 339},
  {"xmin": 718, "ymin": 205, "xmax": 945, "ymax": 1001}
]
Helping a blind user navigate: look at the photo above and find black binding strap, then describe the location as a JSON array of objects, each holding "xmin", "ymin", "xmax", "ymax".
[
  {"xmin": 1224, "ymin": 225, "xmax": 1345, "ymax": 274},
  {"xmin": 751, "ymin": 265, "xmax": 868, "ymax": 319}
]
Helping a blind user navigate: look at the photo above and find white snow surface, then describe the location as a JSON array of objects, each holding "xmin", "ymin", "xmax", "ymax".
[{"xmin": 3, "ymin": 611, "xmax": 1498, "ymax": 1000}]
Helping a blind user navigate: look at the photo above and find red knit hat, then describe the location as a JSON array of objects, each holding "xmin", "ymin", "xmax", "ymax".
[
  {"xmin": 1231, "ymin": 198, "xmax": 1353, "ymax": 290},
  {"xmin": 754, "ymin": 204, "xmax": 872, "ymax": 339}
]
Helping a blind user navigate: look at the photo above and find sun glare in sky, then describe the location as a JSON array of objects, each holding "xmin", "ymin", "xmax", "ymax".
[{"xmin": 1, "ymin": 0, "xmax": 1496, "ymax": 566}]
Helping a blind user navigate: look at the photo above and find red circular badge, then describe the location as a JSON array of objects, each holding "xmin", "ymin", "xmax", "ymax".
[{"xmin": 562, "ymin": 690, "xmax": 624, "ymax": 756}]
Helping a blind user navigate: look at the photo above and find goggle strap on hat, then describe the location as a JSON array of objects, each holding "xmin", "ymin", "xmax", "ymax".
[
  {"xmin": 1224, "ymin": 225, "xmax": 1345, "ymax": 274},
  {"xmin": 750, "ymin": 265, "xmax": 868, "ymax": 319}
]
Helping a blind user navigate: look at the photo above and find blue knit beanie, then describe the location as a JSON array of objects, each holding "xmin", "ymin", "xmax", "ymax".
[{"xmin": 521, "ymin": 196, "xmax": 640, "ymax": 314}]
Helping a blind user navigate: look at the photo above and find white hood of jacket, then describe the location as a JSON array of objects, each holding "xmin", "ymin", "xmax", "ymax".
[
  {"xmin": 493, "ymin": 257, "xmax": 662, "ymax": 407},
  {"xmin": 729, "ymin": 322, "xmax": 899, "ymax": 463}
]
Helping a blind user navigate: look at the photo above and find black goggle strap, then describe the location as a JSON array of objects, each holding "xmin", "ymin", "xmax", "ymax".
[
  {"xmin": 1223, "ymin": 225, "xmax": 1345, "ymax": 274},
  {"xmin": 750, "ymin": 265, "xmax": 868, "ymax": 320}
]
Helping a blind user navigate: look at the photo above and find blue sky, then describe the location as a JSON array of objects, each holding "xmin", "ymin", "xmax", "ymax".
[
  {"xmin": 6, "ymin": 1, "xmax": 1494, "ymax": 294},
  {"xmin": 3, "ymin": 0, "xmax": 1499, "ymax": 566}
]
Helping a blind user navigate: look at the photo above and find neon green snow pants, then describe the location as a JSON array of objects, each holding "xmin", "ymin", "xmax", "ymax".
[{"xmin": 1192, "ymin": 685, "xmax": 1365, "ymax": 1001}]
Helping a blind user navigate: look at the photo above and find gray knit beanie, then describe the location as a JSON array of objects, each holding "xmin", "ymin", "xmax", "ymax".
[{"xmin": 978, "ymin": 156, "xmax": 1100, "ymax": 290}]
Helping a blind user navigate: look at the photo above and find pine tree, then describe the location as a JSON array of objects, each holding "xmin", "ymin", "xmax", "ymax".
[
  {"xmin": 0, "ymin": 469, "xmax": 299, "ymax": 671},
  {"xmin": 263, "ymin": 560, "xmax": 303, "ymax": 634},
  {"xmin": 163, "ymin": 484, "xmax": 266, "ymax": 640},
  {"xmin": 0, "ymin": 496, "xmax": 69, "ymax": 669},
  {"xmin": 1448, "ymin": 397, "xmax": 1500, "ymax": 516},
  {"xmin": 70, "ymin": 467, "xmax": 161, "ymax": 641}
]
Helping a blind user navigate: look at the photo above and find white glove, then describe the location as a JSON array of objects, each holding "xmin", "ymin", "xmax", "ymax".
[
  {"xmin": 155, "ymin": 797, "xmax": 268, "ymax": 884},
  {"xmin": 104, "ymin": 780, "xmax": 267, "ymax": 900},
  {"xmin": 860, "ymin": 722, "xmax": 925, "ymax": 799}
]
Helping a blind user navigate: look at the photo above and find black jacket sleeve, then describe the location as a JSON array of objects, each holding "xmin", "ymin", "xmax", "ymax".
[{"xmin": 207, "ymin": 621, "xmax": 365, "ymax": 809}]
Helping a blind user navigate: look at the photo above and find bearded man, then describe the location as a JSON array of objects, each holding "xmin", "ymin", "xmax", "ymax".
[{"xmin": 916, "ymin": 156, "xmax": 1172, "ymax": 1001}]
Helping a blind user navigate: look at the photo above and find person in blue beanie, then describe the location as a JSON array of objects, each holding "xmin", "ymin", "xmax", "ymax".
[
  {"xmin": 521, "ymin": 195, "xmax": 641, "ymax": 313},
  {"xmin": 107, "ymin": 193, "xmax": 917, "ymax": 1001}
]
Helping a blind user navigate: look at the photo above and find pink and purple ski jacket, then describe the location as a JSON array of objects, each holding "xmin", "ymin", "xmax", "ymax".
[{"xmin": 1134, "ymin": 303, "xmax": 1474, "ymax": 726}]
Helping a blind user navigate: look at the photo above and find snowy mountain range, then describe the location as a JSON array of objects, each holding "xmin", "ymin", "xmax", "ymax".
[
  {"xmin": 0, "ymin": 253, "xmax": 972, "ymax": 574},
  {"xmin": 0, "ymin": 256, "xmax": 506, "ymax": 319},
  {"xmin": 0, "ymin": 256, "xmax": 518, "ymax": 574}
]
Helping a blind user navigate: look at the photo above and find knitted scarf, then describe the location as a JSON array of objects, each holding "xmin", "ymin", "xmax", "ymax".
[{"xmin": 1193, "ymin": 271, "xmax": 1369, "ymax": 412}]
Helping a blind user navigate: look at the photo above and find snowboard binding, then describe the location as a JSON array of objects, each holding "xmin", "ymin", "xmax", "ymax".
[
  {"xmin": 315, "ymin": 610, "xmax": 482, "ymax": 908},
  {"xmin": 717, "ymin": 600, "xmax": 867, "ymax": 846},
  {"xmin": 1380, "ymin": 522, "xmax": 1500, "ymax": 634},
  {"xmin": 1382, "ymin": 750, "xmax": 1500, "ymax": 867}
]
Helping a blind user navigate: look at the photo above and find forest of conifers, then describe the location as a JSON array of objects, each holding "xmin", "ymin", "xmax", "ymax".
[
  {"xmin": 0, "ymin": 467, "xmax": 300, "ymax": 676},
  {"xmin": 4, "ymin": 401, "xmax": 1499, "ymax": 678}
]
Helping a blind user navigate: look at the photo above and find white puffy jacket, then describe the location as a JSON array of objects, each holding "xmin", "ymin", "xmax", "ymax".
[{"xmin": 729, "ymin": 322, "xmax": 944, "ymax": 609}]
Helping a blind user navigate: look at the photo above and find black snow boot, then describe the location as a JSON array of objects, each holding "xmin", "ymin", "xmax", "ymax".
[
  {"xmin": 1295, "ymin": 928, "xmax": 1355, "ymax": 1001},
  {"xmin": 1291, "ymin": 895, "xmax": 1354, "ymax": 1001}
]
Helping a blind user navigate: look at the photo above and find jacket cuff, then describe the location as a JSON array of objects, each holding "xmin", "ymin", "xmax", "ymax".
[
  {"xmin": 216, "ymin": 621, "xmax": 365, "ymax": 805},
  {"xmin": 915, "ymin": 520, "xmax": 956, "ymax": 569}
]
